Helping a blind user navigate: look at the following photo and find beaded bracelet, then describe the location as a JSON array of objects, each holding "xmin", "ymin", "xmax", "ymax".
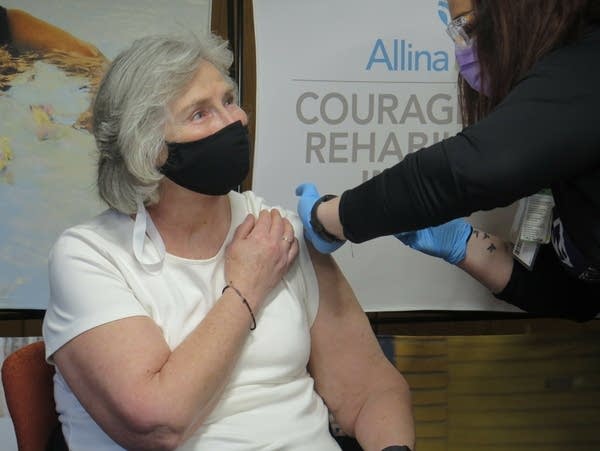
[{"xmin": 222, "ymin": 283, "xmax": 256, "ymax": 330}]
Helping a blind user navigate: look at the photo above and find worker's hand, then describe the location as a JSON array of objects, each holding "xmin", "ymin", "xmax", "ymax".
[
  {"xmin": 395, "ymin": 218, "xmax": 473, "ymax": 265},
  {"xmin": 295, "ymin": 183, "xmax": 346, "ymax": 254}
]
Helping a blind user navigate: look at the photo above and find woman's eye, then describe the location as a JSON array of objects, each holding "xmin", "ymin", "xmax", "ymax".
[{"xmin": 191, "ymin": 111, "xmax": 205, "ymax": 121}]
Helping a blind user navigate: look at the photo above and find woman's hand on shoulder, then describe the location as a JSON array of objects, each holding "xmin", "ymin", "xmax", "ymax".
[{"xmin": 225, "ymin": 209, "xmax": 298, "ymax": 310}]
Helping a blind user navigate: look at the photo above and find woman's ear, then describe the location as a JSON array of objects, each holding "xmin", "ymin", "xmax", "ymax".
[{"xmin": 156, "ymin": 144, "xmax": 169, "ymax": 168}]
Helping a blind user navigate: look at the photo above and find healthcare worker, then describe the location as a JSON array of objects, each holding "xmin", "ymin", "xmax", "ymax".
[{"xmin": 296, "ymin": 0, "xmax": 600, "ymax": 321}]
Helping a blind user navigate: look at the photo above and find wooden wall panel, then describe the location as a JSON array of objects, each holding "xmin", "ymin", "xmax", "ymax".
[
  {"xmin": 392, "ymin": 323, "xmax": 600, "ymax": 451},
  {"xmin": 211, "ymin": 0, "xmax": 256, "ymax": 191}
]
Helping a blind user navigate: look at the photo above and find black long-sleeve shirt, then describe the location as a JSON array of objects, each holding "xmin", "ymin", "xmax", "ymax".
[
  {"xmin": 340, "ymin": 27, "xmax": 600, "ymax": 319},
  {"xmin": 340, "ymin": 27, "xmax": 600, "ymax": 267}
]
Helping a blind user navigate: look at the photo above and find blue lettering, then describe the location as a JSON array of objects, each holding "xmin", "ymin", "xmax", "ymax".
[
  {"xmin": 366, "ymin": 39, "xmax": 449, "ymax": 72},
  {"xmin": 432, "ymin": 51, "xmax": 449, "ymax": 71},
  {"xmin": 366, "ymin": 39, "xmax": 393, "ymax": 70},
  {"xmin": 414, "ymin": 50, "xmax": 430, "ymax": 71}
]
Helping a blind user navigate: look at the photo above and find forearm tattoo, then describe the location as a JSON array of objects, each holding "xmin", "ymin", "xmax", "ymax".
[{"xmin": 473, "ymin": 228, "xmax": 502, "ymax": 254}]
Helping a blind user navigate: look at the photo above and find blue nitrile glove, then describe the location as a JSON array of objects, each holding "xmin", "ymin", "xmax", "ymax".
[
  {"xmin": 395, "ymin": 218, "xmax": 473, "ymax": 265},
  {"xmin": 295, "ymin": 183, "xmax": 346, "ymax": 254}
]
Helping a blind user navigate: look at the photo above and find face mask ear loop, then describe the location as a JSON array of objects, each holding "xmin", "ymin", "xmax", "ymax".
[{"xmin": 133, "ymin": 200, "xmax": 166, "ymax": 274}]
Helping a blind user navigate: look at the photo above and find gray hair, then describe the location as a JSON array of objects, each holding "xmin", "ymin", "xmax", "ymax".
[{"xmin": 93, "ymin": 33, "xmax": 234, "ymax": 214}]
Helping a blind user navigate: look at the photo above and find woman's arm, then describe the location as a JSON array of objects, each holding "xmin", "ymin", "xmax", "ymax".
[
  {"xmin": 337, "ymin": 50, "xmax": 599, "ymax": 243},
  {"xmin": 307, "ymin": 245, "xmax": 415, "ymax": 451},
  {"xmin": 51, "ymin": 210, "xmax": 298, "ymax": 450},
  {"xmin": 6, "ymin": 8, "xmax": 104, "ymax": 57},
  {"xmin": 298, "ymin": 39, "xmax": 600, "ymax": 248},
  {"xmin": 393, "ymin": 218, "xmax": 514, "ymax": 293},
  {"xmin": 461, "ymin": 234, "xmax": 600, "ymax": 319},
  {"xmin": 394, "ymin": 218, "xmax": 600, "ymax": 319},
  {"xmin": 457, "ymin": 229, "xmax": 514, "ymax": 293}
]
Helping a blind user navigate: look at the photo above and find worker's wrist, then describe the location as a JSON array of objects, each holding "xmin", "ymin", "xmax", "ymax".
[
  {"xmin": 311, "ymin": 195, "xmax": 345, "ymax": 242},
  {"xmin": 314, "ymin": 195, "xmax": 346, "ymax": 241}
]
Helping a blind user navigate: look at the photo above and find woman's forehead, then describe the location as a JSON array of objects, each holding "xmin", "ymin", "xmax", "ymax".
[
  {"xmin": 189, "ymin": 61, "xmax": 232, "ymax": 92},
  {"xmin": 170, "ymin": 62, "xmax": 233, "ymax": 113},
  {"xmin": 449, "ymin": 0, "xmax": 473, "ymax": 19}
]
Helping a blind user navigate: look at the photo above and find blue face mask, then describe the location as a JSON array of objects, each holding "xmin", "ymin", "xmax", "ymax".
[
  {"xmin": 161, "ymin": 120, "xmax": 250, "ymax": 195},
  {"xmin": 455, "ymin": 41, "xmax": 489, "ymax": 96}
]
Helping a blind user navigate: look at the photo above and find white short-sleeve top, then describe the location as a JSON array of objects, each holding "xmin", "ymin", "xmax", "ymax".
[{"xmin": 43, "ymin": 190, "xmax": 340, "ymax": 451}]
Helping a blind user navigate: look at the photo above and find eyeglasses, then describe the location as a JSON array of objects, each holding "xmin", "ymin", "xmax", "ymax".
[{"xmin": 446, "ymin": 11, "xmax": 475, "ymax": 47}]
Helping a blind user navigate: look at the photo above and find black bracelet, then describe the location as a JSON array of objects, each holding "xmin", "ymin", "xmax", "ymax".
[
  {"xmin": 381, "ymin": 446, "xmax": 412, "ymax": 451},
  {"xmin": 310, "ymin": 194, "xmax": 344, "ymax": 243},
  {"xmin": 222, "ymin": 283, "xmax": 256, "ymax": 330}
]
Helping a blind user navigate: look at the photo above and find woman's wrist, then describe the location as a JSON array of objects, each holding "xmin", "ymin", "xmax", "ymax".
[{"xmin": 222, "ymin": 283, "xmax": 256, "ymax": 330}]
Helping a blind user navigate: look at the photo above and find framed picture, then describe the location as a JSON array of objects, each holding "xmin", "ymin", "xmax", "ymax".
[{"xmin": 0, "ymin": 0, "xmax": 211, "ymax": 310}]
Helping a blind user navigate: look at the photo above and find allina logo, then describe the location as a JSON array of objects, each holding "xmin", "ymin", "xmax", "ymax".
[
  {"xmin": 365, "ymin": 0, "xmax": 451, "ymax": 72},
  {"xmin": 438, "ymin": 0, "xmax": 451, "ymax": 26}
]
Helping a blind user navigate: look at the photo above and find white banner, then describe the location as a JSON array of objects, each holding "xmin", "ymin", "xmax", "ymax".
[{"xmin": 252, "ymin": 0, "xmax": 521, "ymax": 313}]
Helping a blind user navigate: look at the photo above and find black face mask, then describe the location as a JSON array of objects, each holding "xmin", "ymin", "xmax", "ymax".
[{"xmin": 160, "ymin": 120, "xmax": 250, "ymax": 195}]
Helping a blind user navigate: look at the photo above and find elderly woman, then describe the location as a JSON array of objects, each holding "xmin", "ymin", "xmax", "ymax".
[{"xmin": 42, "ymin": 33, "xmax": 414, "ymax": 451}]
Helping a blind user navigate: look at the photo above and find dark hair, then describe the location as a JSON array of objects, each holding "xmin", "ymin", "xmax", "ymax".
[{"xmin": 460, "ymin": 0, "xmax": 600, "ymax": 125}]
